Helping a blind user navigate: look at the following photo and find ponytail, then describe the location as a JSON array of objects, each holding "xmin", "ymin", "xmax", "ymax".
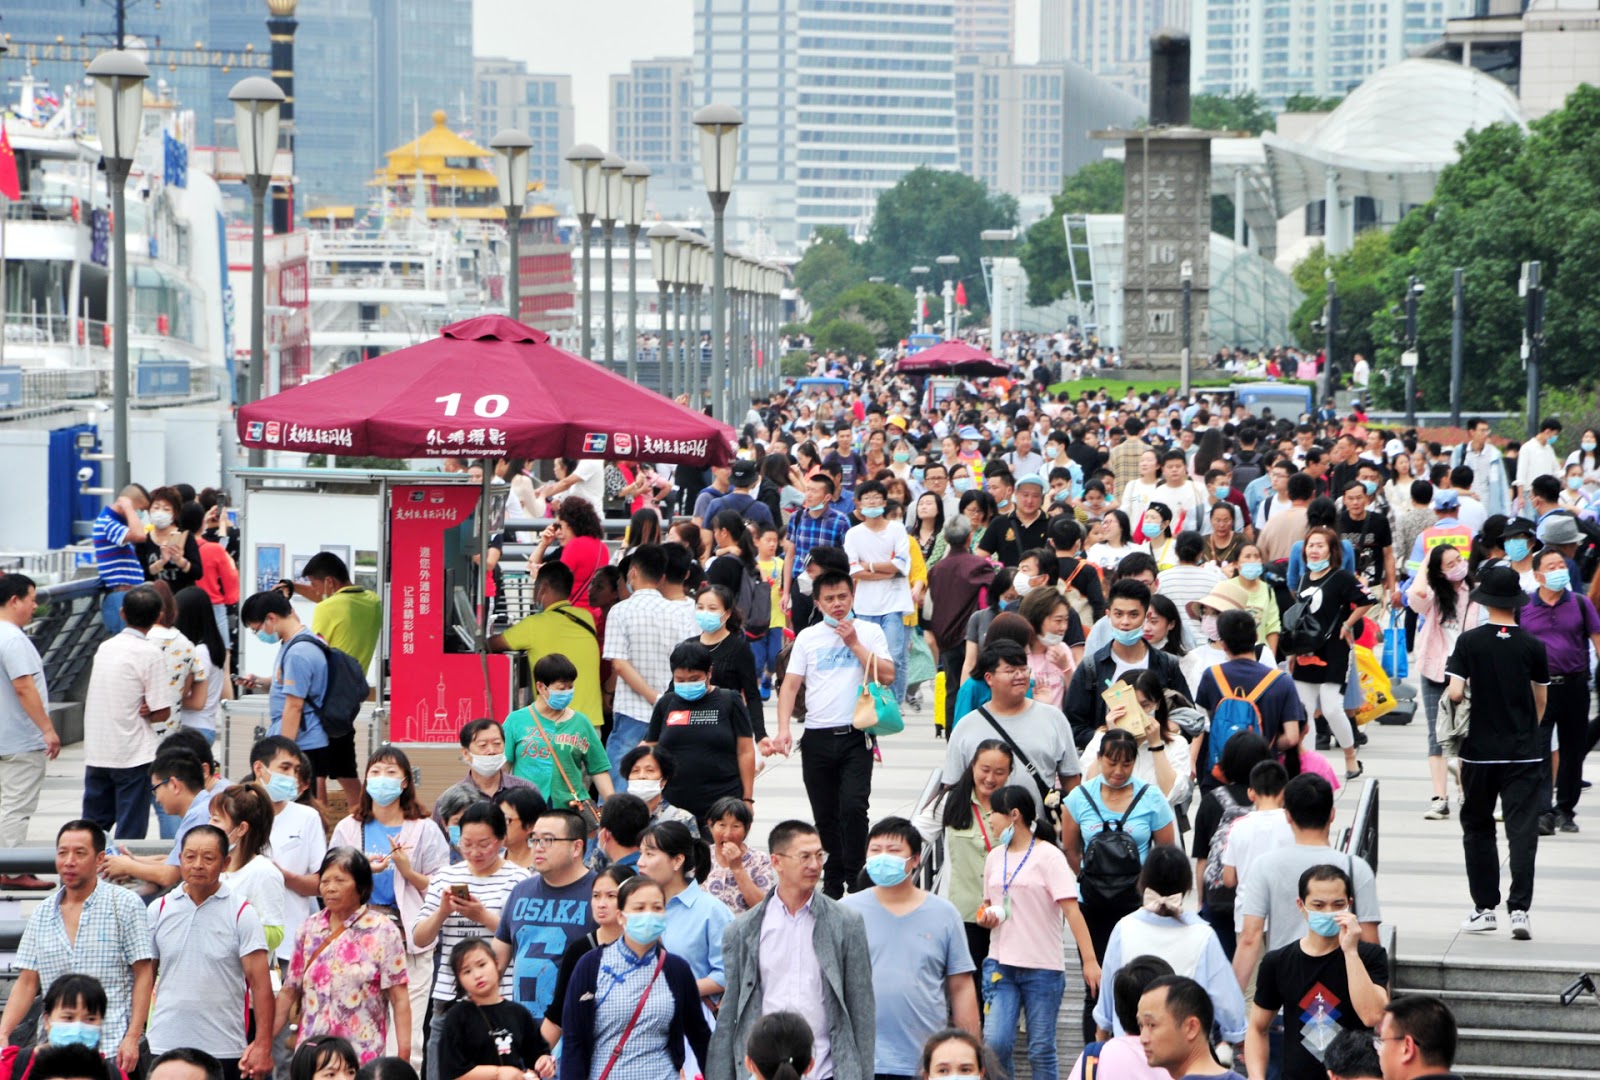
[{"xmin": 747, "ymin": 1011, "xmax": 814, "ymax": 1080}]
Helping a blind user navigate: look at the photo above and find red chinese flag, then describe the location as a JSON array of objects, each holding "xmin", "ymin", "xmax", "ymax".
[
  {"xmin": 954, "ymin": 280, "xmax": 967, "ymax": 307},
  {"xmin": 0, "ymin": 121, "xmax": 19, "ymax": 200}
]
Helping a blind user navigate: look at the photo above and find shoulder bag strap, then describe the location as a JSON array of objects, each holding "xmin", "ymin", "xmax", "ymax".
[
  {"xmin": 551, "ymin": 604, "xmax": 599, "ymax": 641},
  {"xmin": 525, "ymin": 705, "xmax": 586, "ymax": 804},
  {"xmin": 1115, "ymin": 784, "xmax": 1148, "ymax": 829},
  {"xmin": 596, "ymin": 950, "xmax": 668, "ymax": 1080},
  {"xmin": 976, "ymin": 706, "xmax": 1051, "ymax": 804},
  {"xmin": 305, "ymin": 908, "xmax": 357, "ymax": 970}
]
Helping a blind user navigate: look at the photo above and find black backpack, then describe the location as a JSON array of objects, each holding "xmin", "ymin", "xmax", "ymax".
[
  {"xmin": 733, "ymin": 560, "xmax": 771, "ymax": 638},
  {"xmin": 1079, "ymin": 785, "xmax": 1148, "ymax": 907},
  {"xmin": 284, "ymin": 635, "xmax": 368, "ymax": 739},
  {"xmin": 1231, "ymin": 449, "xmax": 1264, "ymax": 493},
  {"xmin": 1280, "ymin": 588, "xmax": 1338, "ymax": 657}
]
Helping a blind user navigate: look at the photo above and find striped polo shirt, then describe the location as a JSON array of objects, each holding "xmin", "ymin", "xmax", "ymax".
[{"xmin": 93, "ymin": 506, "xmax": 146, "ymax": 587}]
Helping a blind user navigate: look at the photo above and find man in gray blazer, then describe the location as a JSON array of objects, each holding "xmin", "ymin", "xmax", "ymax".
[{"xmin": 707, "ymin": 820, "xmax": 875, "ymax": 1080}]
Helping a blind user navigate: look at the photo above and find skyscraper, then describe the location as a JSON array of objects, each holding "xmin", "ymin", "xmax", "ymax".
[
  {"xmin": 1192, "ymin": 0, "xmax": 1472, "ymax": 102},
  {"xmin": 475, "ymin": 60, "xmax": 575, "ymax": 189},
  {"xmin": 1039, "ymin": 0, "xmax": 1188, "ymax": 101},
  {"xmin": 610, "ymin": 58, "xmax": 697, "ymax": 190},
  {"xmin": 954, "ymin": 0, "xmax": 1015, "ymax": 55}
]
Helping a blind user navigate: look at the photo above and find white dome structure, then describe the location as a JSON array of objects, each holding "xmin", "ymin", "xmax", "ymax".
[{"xmin": 1261, "ymin": 59, "xmax": 1527, "ymax": 249}]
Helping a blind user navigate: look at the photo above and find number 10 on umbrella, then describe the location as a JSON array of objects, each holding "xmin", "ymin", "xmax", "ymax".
[{"xmin": 436, "ymin": 393, "xmax": 510, "ymax": 418}]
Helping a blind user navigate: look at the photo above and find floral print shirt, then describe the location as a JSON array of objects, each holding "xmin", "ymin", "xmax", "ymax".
[
  {"xmin": 286, "ymin": 907, "xmax": 408, "ymax": 1063},
  {"xmin": 704, "ymin": 848, "xmax": 776, "ymax": 914},
  {"xmin": 146, "ymin": 626, "xmax": 204, "ymax": 736}
]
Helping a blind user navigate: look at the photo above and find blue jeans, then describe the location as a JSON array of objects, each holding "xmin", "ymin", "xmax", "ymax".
[
  {"xmin": 751, "ymin": 628, "xmax": 785, "ymax": 681},
  {"xmin": 83, "ymin": 763, "xmax": 153, "ymax": 840},
  {"xmin": 606, "ymin": 712, "xmax": 649, "ymax": 791},
  {"xmin": 100, "ymin": 589, "xmax": 128, "ymax": 634},
  {"xmin": 858, "ymin": 611, "xmax": 910, "ymax": 704},
  {"xmin": 981, "ymin": 958, "xmax": 1063, "ymax": 1080}
]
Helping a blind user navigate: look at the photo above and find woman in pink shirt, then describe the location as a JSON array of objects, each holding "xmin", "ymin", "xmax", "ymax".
[
  {"xmin": 533, "ymin": 497, "xmax": 610, "ymax": 620},
  {"xmin": 1406, "ymin": 544, "xmax": 1478, "ymax": 818},
  {"xmin": 976, "ymin": 786, "xmax": 1098, "ymax": 1080},
  {"xmin": 1017, "ymin": 586, "xmax": 1077, "ymax": 708}
]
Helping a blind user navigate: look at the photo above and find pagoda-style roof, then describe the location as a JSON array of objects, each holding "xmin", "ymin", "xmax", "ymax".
[{"xmin": 376, "ymin": 108, "xmax": 498, "ymax": 190}]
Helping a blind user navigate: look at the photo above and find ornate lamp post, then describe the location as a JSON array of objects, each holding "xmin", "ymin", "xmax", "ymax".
[
  {"xmin": 489, "ymin": 129, "xmax": 533, "ymax": 321},
  {"xmin": 563, "ymin": 143, "xmax": 604, "ymax": 359},
  {"xmin": 693, "ymin": 104, "xmax": 742, "ymax": 421}
]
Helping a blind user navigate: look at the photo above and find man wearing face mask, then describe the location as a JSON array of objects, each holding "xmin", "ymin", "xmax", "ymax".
[
  {"xmin": 1246, "ymin": 865, "xmax": 1389, "ymax": 1080},
  {"xmin": 844, "ymin": 481, "xmax": 915, "ymax": 705},
  {"xmin": 240, "ymin": 590, "xmax": 332, "ymax": 794},
  {"xmin": 432, "ymin": 719, "xmax": 540, "ymax": 835},
  {"xmin": 841, "ymin": 817, "xmax": 980, "ymax": 1079},
  {"xmin": 1066, "ymin": 578, "xmax": 1188, "ymax": 751},
  {"xmin": 784, "ymin": 474, "xmax": 852, "ymax": 632}
]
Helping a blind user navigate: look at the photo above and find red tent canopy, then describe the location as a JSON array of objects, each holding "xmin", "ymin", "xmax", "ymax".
[
  {"xmin": 895, "ymin": 341, "xmax": 1010, "ymax": 377},
  {"xmin": 238, "ymin": 315, "xmax": 734, "ymax": 466}
]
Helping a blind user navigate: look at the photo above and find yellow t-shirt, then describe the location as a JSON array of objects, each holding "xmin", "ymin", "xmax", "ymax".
[
  {"xmin": 757, "ymin": 557, "xmax": 783, "ymax": 632},
  {"xmin": 312, "ymin": 587, "xmax": 382, "ymax": 670},
  {"xmin": 499, "ymin": 601, "xmax": 605, "ymax": 727}
]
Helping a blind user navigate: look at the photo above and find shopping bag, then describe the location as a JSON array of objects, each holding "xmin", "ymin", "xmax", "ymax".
[
  {"xmin": 1382, "ymin": 612, "xmax": 1409, "ymax": 679},
  {"xmin": 907, "ymin": 631, "xmax": 936, "ymax": 688},
  {"xmin": 933, "ymin": 670, "xmax": 947, "ymax": 734},
  {"xmin": 1343, "ymin": 659, "xmax": 1365, "ymax": 713},
  {"xmin": 1351, "ymin": 645, "xmax": 1397, "ymax": 726}
]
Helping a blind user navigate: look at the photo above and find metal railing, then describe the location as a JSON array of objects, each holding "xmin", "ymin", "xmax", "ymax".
[
  {"xmin": 1340, "ymin": 776, "xmax": 1379, "ymax": 874},
  {"xmin": 2, "ymin": 194, "xmax": 81, "ymax": 222},
  {"xmin": 25, "ymin": 577, "xmax": 109, "ymax": 696},
  {"xmin": 3, "ymin": 313, "xmax": 112, "ymax": 349}
]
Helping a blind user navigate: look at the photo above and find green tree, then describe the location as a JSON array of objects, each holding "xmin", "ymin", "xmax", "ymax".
[
  {"xmin": 811, "ymin": 318, "xmax": 878, "ymax": 358},
  {"xmin": 865, "ymin": 167, "xmax": 1018, "ymax": 318},
  {"xmin": 811, "ymin": 281, "xmax": 915, "ymax": 348},
  {"xmin": 1370, "ymin": 84, "xmax": 1600, "ymax": 413},
  {"xmin": 1019, "ymin": 160, "xmax": 1124, "ymax": 306},
  {"xmin": 1191, "ymin": 91, "xmax": 1277, "ymax": 135},
  {"xmin": 1288, "ymin": 229, "xmax": 1395, "ymax": 389},
  {"xmin": 792, "ymin": 225, "xmax": 868, "ymax": 312},
  {"xmin": 1283, "ymin": 94, "xmax": 1345, "ymax": 113}
]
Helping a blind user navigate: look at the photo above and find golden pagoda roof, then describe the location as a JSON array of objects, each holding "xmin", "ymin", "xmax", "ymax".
[{"xmin": 377, "ymin": 109, "xmax": 496, "ymax": 187}]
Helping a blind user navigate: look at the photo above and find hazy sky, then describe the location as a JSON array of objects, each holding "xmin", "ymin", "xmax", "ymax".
[{"xmin": 473, "ymin": 0, "xmax": 1041, "ymax": 145}]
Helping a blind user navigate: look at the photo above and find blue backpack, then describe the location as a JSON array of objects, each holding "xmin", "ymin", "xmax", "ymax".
[{"xmin": 1205, "ymin": 664, "xmax": 1280, "ymax": 781}]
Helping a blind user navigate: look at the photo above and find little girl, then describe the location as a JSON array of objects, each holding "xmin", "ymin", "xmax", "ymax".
[
  {"xmin": 0, "ymin": 974, "xmax": 120, "ymax": 1080},
  {"xmin": 436, "ymin": 940, "xmax": 549, "ymax": 1080}
]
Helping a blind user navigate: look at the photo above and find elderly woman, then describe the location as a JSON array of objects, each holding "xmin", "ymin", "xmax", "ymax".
[
  {"xmin": 275, "ymin": 848, "xmax": 411, "ymax": 1064},
  {"xmin": 701, "ymin": 796, "xmax": 776, "ymax": 913},
  {"xmin": 617, "ymin": 745, "xmax": 700, "ymax": 837}
]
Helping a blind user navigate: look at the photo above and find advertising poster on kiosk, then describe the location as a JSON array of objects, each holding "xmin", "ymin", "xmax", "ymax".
[{"xmin": 388, "ymin": 483, "xmax": 512, "ymax": 742}]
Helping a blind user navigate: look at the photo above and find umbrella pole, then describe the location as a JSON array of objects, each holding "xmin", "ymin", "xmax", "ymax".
[{"xmin": 479, "ymin": 468, "xmax": 495, "ymax": 720}]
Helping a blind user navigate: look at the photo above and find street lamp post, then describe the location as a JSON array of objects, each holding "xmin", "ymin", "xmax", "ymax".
[
  {"xmin": 1449, "ymin": 268, "xmax": 1465, "ymax": 427},
  {"xmin": 936, "ymin": 254, "xmax": 959, "ymax": 341},
  {"xmin": 598, "ymin": 153, "xmax": 625, "ymax": 370},
  {"xmin": 694, "ymin": 104, "xmax": 742, "ymax": 421},
  {"xmin": 911, "ymin": 265, "xmax": 930, "ymax": 335},
  {"xmin": 564, "ymin": 143, "xmax": 604, "ymax": 359},
  {"xmin": 90, "ymin": 50, "xmax": 149, "ymax": 492},
  {"xmin": 1403, "ymin": 275, "xmax": 1423, "ymax": 427},
  {"xmin": 621, "ymin": 162, "xmax": 651, "ymax": 383},
  {"xmin": 489, "ymin": 129, "xmax": 533, "ymax": 322},
  {"xmin": 1319, "ymin": 270, "xmax": 1339, "ymax": 409},
  {"xmin": 648, "ymin": 224, "xmax": 678, "ymax": 396},
  {"xmin": 1180, "ymin": 258, "xmax": 1194, "ymax": 397},
  {"xmin": 690, "ymin": 237, "xmax": 710, "ymax": 407},
  {"xmin": 229, "ymin": 76, "xmax": 285, "ymax": 469},
  {"xmin": 1521, "ymin": 260, "xmax": 1545, "ymax": 438}
]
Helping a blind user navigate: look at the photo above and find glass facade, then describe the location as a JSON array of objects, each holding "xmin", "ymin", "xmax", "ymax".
[
  {"xmin": 475, "ymin": 59, "xmax": 574, "ymax": 189},
  {"xmin": 610, "ymin": 58, "xmax": 697, "ymax": 190}
]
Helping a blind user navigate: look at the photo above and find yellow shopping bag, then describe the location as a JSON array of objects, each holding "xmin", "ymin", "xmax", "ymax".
[
  {"xmin": 933, "ymin": 670, "xmax": 947, "ymax": 735},
  {"xmin": 1351, "ymin": 645, "xmax": 1397, "ymax": 726}
]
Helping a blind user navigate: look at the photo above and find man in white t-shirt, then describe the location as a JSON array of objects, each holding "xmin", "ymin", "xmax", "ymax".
[
  {"xmin": 247, "ymin": 737, "xmax": 327, "ymax": 967},
  {"xmin": 1154, "ymin": 450, "xmax": 1206, "ymax": 534},
  {"xmin": 773, "ymin": 570, "xmax": 894, "ymax": 898},
  {"xmin": 843, "ymin": 479, "xmax": 914, "ymax": 704},
  {"xmin": 1221, "ymin": 760, "xmax": 1293, "ymax": 934},
  {"xmin": 538, "ymin": 458, "xmax": 607, "ymax": 513}
]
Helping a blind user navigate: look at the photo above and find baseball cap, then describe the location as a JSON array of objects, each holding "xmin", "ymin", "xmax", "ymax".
[
  {"xmin": 957, "ymin": 425, "xmax": 983, "ymax": 441},
  {"xmin": 1431, "ymin": 489, "xmax": 1460, "ymax": 511},
  {"xmin": 1014, "ymin": 474, "xmax": 1045, "ymax": 490}
]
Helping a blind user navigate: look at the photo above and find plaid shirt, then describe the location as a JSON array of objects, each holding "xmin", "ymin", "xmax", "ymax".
[
  {"xmin": 787, "ymin": 505, "xmax": 851, "ymax": 578},
  {"xmin": 603, "ymin": 587, "xmax": 698, "ymax": 721},
  {"xmin": 18, "ymin": 881, "xmax": 154, "ymax": 1050}
]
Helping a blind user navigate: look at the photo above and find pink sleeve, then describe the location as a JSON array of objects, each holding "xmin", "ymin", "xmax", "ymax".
[
  {"xmin": 1044, "ymin": 847, "xmax": 1078, "ymax": 903},
  {"xmin": 378, "ymin": 923, "xmax": 409, "ymax": 989}
]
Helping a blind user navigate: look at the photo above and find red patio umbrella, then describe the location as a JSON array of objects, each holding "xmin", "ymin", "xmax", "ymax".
[
  {"xmin": 895, "ymin": 341, "xmax": 1010, "ymax": 377},
  {"xmin": 238, "ymin": 314, "xmax": 734, "ymax": 466}
]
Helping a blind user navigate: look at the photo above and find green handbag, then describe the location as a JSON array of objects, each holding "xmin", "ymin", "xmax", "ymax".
[{"xmin": 852, "ymin": 654, "xmax": 904, "ymax": 735}]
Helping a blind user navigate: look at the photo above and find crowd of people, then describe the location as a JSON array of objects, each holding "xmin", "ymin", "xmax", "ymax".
[{"xmin": 6, "ymin": 342, "xmax": 1596, "ymax": 1080}]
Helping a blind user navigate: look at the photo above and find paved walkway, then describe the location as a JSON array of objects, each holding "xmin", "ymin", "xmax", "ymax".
[{"xmin": 19, "ymin": 689, "xmax": 1599, "ymax": 972}]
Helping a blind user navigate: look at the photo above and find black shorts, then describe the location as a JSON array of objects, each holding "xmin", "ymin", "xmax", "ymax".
[{"xmin": 305, "ymin": 732, "xmax": 359, "ymax": 783}]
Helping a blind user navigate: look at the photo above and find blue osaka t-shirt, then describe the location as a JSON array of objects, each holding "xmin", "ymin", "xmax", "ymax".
[{"xmin": 494, "ymin": 870, "xmax": 598, "ymax": 1023}]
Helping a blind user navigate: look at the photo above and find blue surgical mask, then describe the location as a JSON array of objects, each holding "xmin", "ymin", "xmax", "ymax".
[
  {"xmin": 625, "ymin": 912, "xmax": 668, "ymax": 945},
  {"xmin": 1307, "ymin": 912, "xmax": 1341, "ymax": 938},
  {"xmin": 546, "ymin": 687, "xmax": 575, "ymax": 710},
  {"xmin": 1142, "ymin": 522, "xmax": 1163, "ymax": 539},
  {"xmin": 365, "ymin": 776, "xmax": 404, "ymax": 807},
  {"xmin": 997, "ymin": 825, "xmax": 1015, "ymax": 847},
  {"xmin": 1240, "ymin": 562, "xmax": 1263, "ymax": 580},
  {"xmin": 1308, "ymin": 558, "xmax": 1330, "ymax": 573},
  {"xmin": 1568, "ymin": 475, "xmax": 1584, "ymax": 491},
  {"xmin": 953, "ymin": 477, "xmax": 974, "ymax": 492},
  {"xmin": 694, "ymin": 609, "xmax": 724, "ymax": 633},
  {"xmin": 864, "ymin": 853, "xmax": 910, "ymax": 887},
  {"xmin": 255, "ymin": 628, "xmax": 277, "ymax": 645},
  {"xmin": 997, "ymin": 598, "xmax": 1018, "ymax": 612},
  {"xmin": 48, "ymin": 1022, "xmax": 102, "ymax": 1050},
  {"xmin": 1112, "ymin": 625, "xmax": 1146, "ymax": 647},
  {"xmin": 822, "ymin": 611, "xmax": 841, "ymax": 627},
  {"xmin": 1362, "ymin": 480, "xmax": 1378, "ymax": 496},
  {"xmin": 1543, "ymin": 568, "xmax": 1571, "ymax": 592},
  {"xmin": 912, "ymin": 468, "xmax": 926, "ymax": 482},
  {"xmin": 1214, "ymin": 484, "xmax": 1230, "ymax": 500},
  {"xmin": 264, "ymin": 772, "xmax": 300, "ymax": 803},
  {"xmin": 447, "ymin": 824, "xmax": 461, "ymax": 847},
  {"xmin": 1053, "ymin": 489, "xmax": 1071, "ymax": 504},
  {"xmin": 675, "ymin": 681, "xmax": 708, "ymax": 701},
  {"xmin": 1505, "ymin": 538, "xmax": 1530, "ymax": 562},
  {"xmin": 860, "ymin": 506, "xmax": 885, "ymax": 519}
]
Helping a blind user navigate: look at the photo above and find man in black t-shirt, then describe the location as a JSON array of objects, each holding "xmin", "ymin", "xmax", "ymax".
[
  {"xmin": 1247, "ymin": 864, "xmax": 1390, "ymax": 1080},
  {"xmin": 1445, "ymin": 566, "xmax": 1549, "ymax": 940},
  {"xmin": 1337, "ymin": 479, "xmax": 1395, "ymax": 603}
]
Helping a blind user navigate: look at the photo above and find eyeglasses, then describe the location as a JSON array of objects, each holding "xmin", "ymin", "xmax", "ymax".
[
  {"xmin": 774, "ymin": 849, "xmax": 828, "ymax": 866},
  {"xmin": 529, "ymin": 835, "xmax": 580, "ymax": 848},
  {"xmin": 150, "ymin": 780, "xmax": 169, "ymax": 797}
]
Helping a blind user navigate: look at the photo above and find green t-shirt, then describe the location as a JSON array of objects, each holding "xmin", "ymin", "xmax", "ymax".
[{"xmin": 503, "ymin": 705, "xmax": 610, "ymax": 810}]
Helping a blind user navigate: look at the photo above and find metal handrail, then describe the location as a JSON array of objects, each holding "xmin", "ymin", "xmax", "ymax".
[
  {"xmin": 1340, "ymin": 776, "xmax": 1379, "ymax": 874},
  {"xmin": 26, "ymin": 577, "xmax": 109, "ymax": 694}
]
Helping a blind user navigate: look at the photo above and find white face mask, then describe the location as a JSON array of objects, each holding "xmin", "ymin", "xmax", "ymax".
[
  {"xmin": 626, "ymin": 778, "xmax": 663, "ymax": 801},
  {"xmin": 469, "ymin": 754, "xmax": 506, "ymax": 777},
  {"xmin": 149, "ymin": 510, "xmax": 174, "ymax": 529}
]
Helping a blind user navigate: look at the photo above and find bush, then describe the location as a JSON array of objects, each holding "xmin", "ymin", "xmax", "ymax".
[
  {"xmin": 811, "ymin": 319, "xmax": 877, "ymax": 358},
  {"xmin": 781, "ymin": 351, "xmax": 813, "ymax": 377}
]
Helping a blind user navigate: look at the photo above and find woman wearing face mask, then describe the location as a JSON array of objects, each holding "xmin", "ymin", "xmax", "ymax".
[
  {"xmin": 1178, "ymin": 581, "xmax": 1278, "ymax": 699},
  {"xmin": 975, "ymin": 785, "xmax": 1098, "ymax": 1080},
  {"xmin": 135, "ymin": 485, "xmax": 204, "ymax": 592},
  {"xmin": 559, "ymin": 876, "xmax": 712, "ymax": 1080},
  {"xmin": 688, "ymin": 584, "xmax": 765, "ymax": 741},
  {"xmin": 617, "ymin": 746, "xmax": 700, "ymax": 835},
  {"xmin": 210, "ymin": 783, "xmax": 288, "ymax": 955},
  {"xmin": 1289, "ymin": 526, "xmax": 1374, "ymax": 780},
  {"xmin": 1060, "ymin": 729, "xmax": 1178, "ymax": 1041},
  {"xmin": 636, "ymin": 821, "xmax": 731, "ymax": 1005},
  {"xmin": 2, "ymin": 975, "xmax": 119, "ymax": 1080},
  {"xmin": 1085, "ymin": 510, "xmax": 1142, "ymax": 571},
  {"xmin": 1018, "ymin": 588, "xmax": 1079, "ymax": 709},
  {"xmin": 643, "ymin": 641, "xmax": 755, "ymax": 823},
  {"xmin": 1564, "ymin": 427, "xmax": 1600, "ymax": 482},
  {"xmin": 959, "ymin": 568, "xmax": 1018, "ymax": 686},
  {"xmin": 503, "ymin": 653, "xmax": 616, "ymax": 814},
  {"xmin": 329, "ymin": 746, "xmax": 449, "ymax": 1059},
  {"xmin": 540, "ymin": 865, "xmax": 637, "ymax": 1054},
  {"xmin": 1141, "ymin": 504, "xmax": 1178, "ymax": 571},
  {"xmin": 1559, "ymin": 463, "xmax": 1594, "ymax": 513},
  {"xmin": 1231, "ymin": 543, "xmax": 1281, "ymax": 654},
  {"xmin": 1408, "ymin": 545, "xmax": 1479, "ymax": 820}
]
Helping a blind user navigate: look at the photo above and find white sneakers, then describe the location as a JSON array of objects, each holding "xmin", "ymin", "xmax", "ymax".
[
  {"xmin": 1424, "ymin": 798, "xmax": 1450, "ymax": 820},
  {"xmin": 1462, "ymin": 907, "xmax": 1532, "ymax": 939}
]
